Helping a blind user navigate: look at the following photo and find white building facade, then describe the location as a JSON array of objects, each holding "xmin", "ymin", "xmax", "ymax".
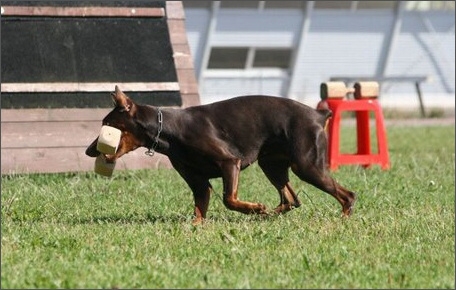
[{"xmin": 182, "ymin": 1, "xmax": 455, "ymax": 111}]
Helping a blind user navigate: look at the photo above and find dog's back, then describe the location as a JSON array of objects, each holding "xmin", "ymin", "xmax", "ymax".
[
  {"xmin": 185, "ymin": 95, "xmax": 329, "ymax": 134},
  {"xmin": 175, "ymin": 95, "xmax": 331, "ymax": 169}
]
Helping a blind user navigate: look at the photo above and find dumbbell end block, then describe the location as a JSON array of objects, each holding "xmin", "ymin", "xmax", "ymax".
[
  {"xmin": 320, "ymin": 82, "xmax": 348, "ymax": 100},
  {"xmin": 96, "ymin": 125, "xmax": 121, "ymax": 154},
  {"xmin": 94, "ymin": 155, "xmax": 116, "ymax": 177},
  {"xmin": 354, "ymin": 82, "xmax": 379, "ymax": 99}
]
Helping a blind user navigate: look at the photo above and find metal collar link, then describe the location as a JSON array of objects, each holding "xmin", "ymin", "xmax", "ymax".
[{"xmin": 145, "ymin": 108, "xmax": 163, "ymax": 156}]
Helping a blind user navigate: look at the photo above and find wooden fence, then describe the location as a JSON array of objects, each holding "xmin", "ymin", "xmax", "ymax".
[{"xmin": 1, "ymin": 1, "xmax": 199, "ymax": 174}]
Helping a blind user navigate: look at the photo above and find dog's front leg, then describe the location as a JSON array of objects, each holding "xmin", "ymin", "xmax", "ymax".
[
  {"xmin": 192, "ymin": 184, "xmax": 212, "ymax": 225},
  {"xmin": 220, "ymin": 159, "xmax": 267, "ymax": 215},
  {"xmin": 170, "ymin": 161, "xmax": 212, "ymax": 225}
]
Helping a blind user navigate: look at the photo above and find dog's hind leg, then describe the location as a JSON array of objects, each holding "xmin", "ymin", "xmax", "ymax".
[
  {"xmin": 290, "ymin": 126, "xmax": 356, "ymax": 216},
  {"xmin": 291, "ymin": 163, "xmax": 356, "ymax": 216},
  {"xmin": 258, "ymin": 155, "xmax": 301, "ymax": 214},
  {"xmin": 220, "ymin": 159, "xmax": 268, "ymax": 215}
]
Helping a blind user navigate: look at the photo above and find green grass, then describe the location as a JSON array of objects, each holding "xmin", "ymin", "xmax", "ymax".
[{"xmin": 2, "ymin": 125, "xmax": 455, "ymax": 289}]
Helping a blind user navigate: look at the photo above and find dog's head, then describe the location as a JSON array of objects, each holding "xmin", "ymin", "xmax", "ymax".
[{"xmin": 85, "ymin": 86, "xmax": 145, "ymax": 162}]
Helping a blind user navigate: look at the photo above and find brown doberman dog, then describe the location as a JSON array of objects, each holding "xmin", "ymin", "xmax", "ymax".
[{"xmin": 86, "ymin": 86, "xmax": 356, "ymax": 224}]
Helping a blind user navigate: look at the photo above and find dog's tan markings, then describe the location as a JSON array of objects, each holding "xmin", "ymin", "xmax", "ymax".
[
  {"xmin": 122, "ymin": 132, "xmax": 140, "ymax": 150},
  {"xmin": 273, "ymin": 182, "xmax": 302, "ymax": 214},
  {"xmin": 192, "ymin": 186, "xmax": 212, "ymax": 225},
  {"xmin": 324, "ymin": 118, "xmax": 330, "ymax": 131},
  {"xmin": 102, "ymin": 131, "xmax": 142, "ymax": 163},
  {"xmin": 221, "ymin": 159, "xmax": 267, "ymax": 214}
]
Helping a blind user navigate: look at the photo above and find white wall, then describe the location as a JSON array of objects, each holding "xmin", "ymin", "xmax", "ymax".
[{"xmin": 184, "ymin": 4, "xmax": 455, "ymax": 110}]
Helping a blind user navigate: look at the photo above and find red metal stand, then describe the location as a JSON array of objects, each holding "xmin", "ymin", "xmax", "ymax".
[{"xmin": 323, "ymin": 98, "xmax": 390, "ymax": 171}]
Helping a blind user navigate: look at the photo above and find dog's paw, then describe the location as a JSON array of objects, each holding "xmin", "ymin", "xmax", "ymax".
[
  {"xmin": 274, "ymin": 203, "xmax": 301, "ymax": 214},
  {"xmin": 342, "ymin": 206, "xmax": 354, "ymax": 217},
  {"xmin": 192, "ymin": 216, "xmax": 205, "ymax": 226},
  {"xmin": 342, "ymin": 195, "xmax": 356, "ymax": 217},
  {"xmin": 253, "ymin": 203, "xmax": 268, "ymax": 215},
  {"xmin": 273, "ymin": 204, "xmax": 296, "ymax": 215}
]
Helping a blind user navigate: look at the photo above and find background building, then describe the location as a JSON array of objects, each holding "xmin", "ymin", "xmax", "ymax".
[{"xmin": 182, "ymin": 1, "xmax": 455, "ymax": 112}]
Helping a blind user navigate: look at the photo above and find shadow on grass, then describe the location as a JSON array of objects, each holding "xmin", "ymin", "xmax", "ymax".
[
  {"xmin": 4, "ymin": 207, "xmax": 285, "ymax": 225},
  {"xmin": 67, "ymin": 211, "xmax": 280, "ymax": 225},
  {"xmin": 69, "ymin": 213, "xmax": 194, "ymax": 225},
  {"xmin": 3, "ymin": 211, "xmax": 192, "ymax": 225}
]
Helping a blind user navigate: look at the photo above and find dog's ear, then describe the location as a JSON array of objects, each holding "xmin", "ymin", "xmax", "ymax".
[{"xmin": 111, "ymin": 85, "xmax": 133, "ymax": 112}]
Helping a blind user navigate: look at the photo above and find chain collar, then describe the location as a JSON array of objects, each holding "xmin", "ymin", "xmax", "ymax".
[{"xmin": 145, "ymin": 108, "xmax": 163, "ymax": 156}]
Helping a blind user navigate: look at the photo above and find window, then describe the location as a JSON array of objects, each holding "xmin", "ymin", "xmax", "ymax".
[
  {"xmin": 182, "ymin": 1, "xmax": 212, "ymax": 9},
  {"xmin": 356, "ymin": 1, "xmax": 396, "ymax": 10},
  {"xmin": 220, "ymin": 1, "xmax": 306, "ymax": 10},
  {"xmin": 208, "ymin": 48, "xmax": 249, "ymax": 69},
  {"xmin": 314, "ymin": 1, "xmax": 352, "ymax": 10},
  {"xmin": 208, "ymin": 47, "xmax": 292, "ymax": 70},
  {"xmin": 220, "ymin": 1, "xmax": 260, "ymax": 9},
  {"xmin": 314, "ymin": 1, "xmax": 396, "ymax": 10},
  {"xmin": 253, "ymin": 49, "xmax": 292, "ymax": 69},
  {"xmin": 264, "ymin": 1, "xmax": 306, "ymax": 10}
]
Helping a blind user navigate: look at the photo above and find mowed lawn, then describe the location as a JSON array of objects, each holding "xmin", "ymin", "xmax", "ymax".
[{"xmin": 1, "ymin": 124, "xmax": 454, "ymax": 289}]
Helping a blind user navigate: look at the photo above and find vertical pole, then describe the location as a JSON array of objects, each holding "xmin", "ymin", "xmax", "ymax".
[
  {"xmin": 375, "ymin": 1, "xmax": 404, "ymax": 99},
  {"xmin": 197, "ymin": 1, "xmax": 220, "ymax": 87},
  {"xmin": 415, "ymin": 81, "xmax": 426, "ymax": 117},
  {"xmin": 375, "ymin": 1, "xmax": 404, "ymax": 78},
  {"xmin": 287, "ymin": 1, "xmax": 314, "ymax": 100}
]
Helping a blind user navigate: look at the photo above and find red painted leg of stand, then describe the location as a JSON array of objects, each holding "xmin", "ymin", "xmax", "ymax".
[
  {"xmin": 374, "ymin": 106, "xmax": 391, "ymax": 170},
  {"xmin": 356, "ymin": 110, "xmax": 371, "ymax": 168},
  {"xmin": 328, "ymin": 110, "xmax": 342, "ymax": 171}
]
